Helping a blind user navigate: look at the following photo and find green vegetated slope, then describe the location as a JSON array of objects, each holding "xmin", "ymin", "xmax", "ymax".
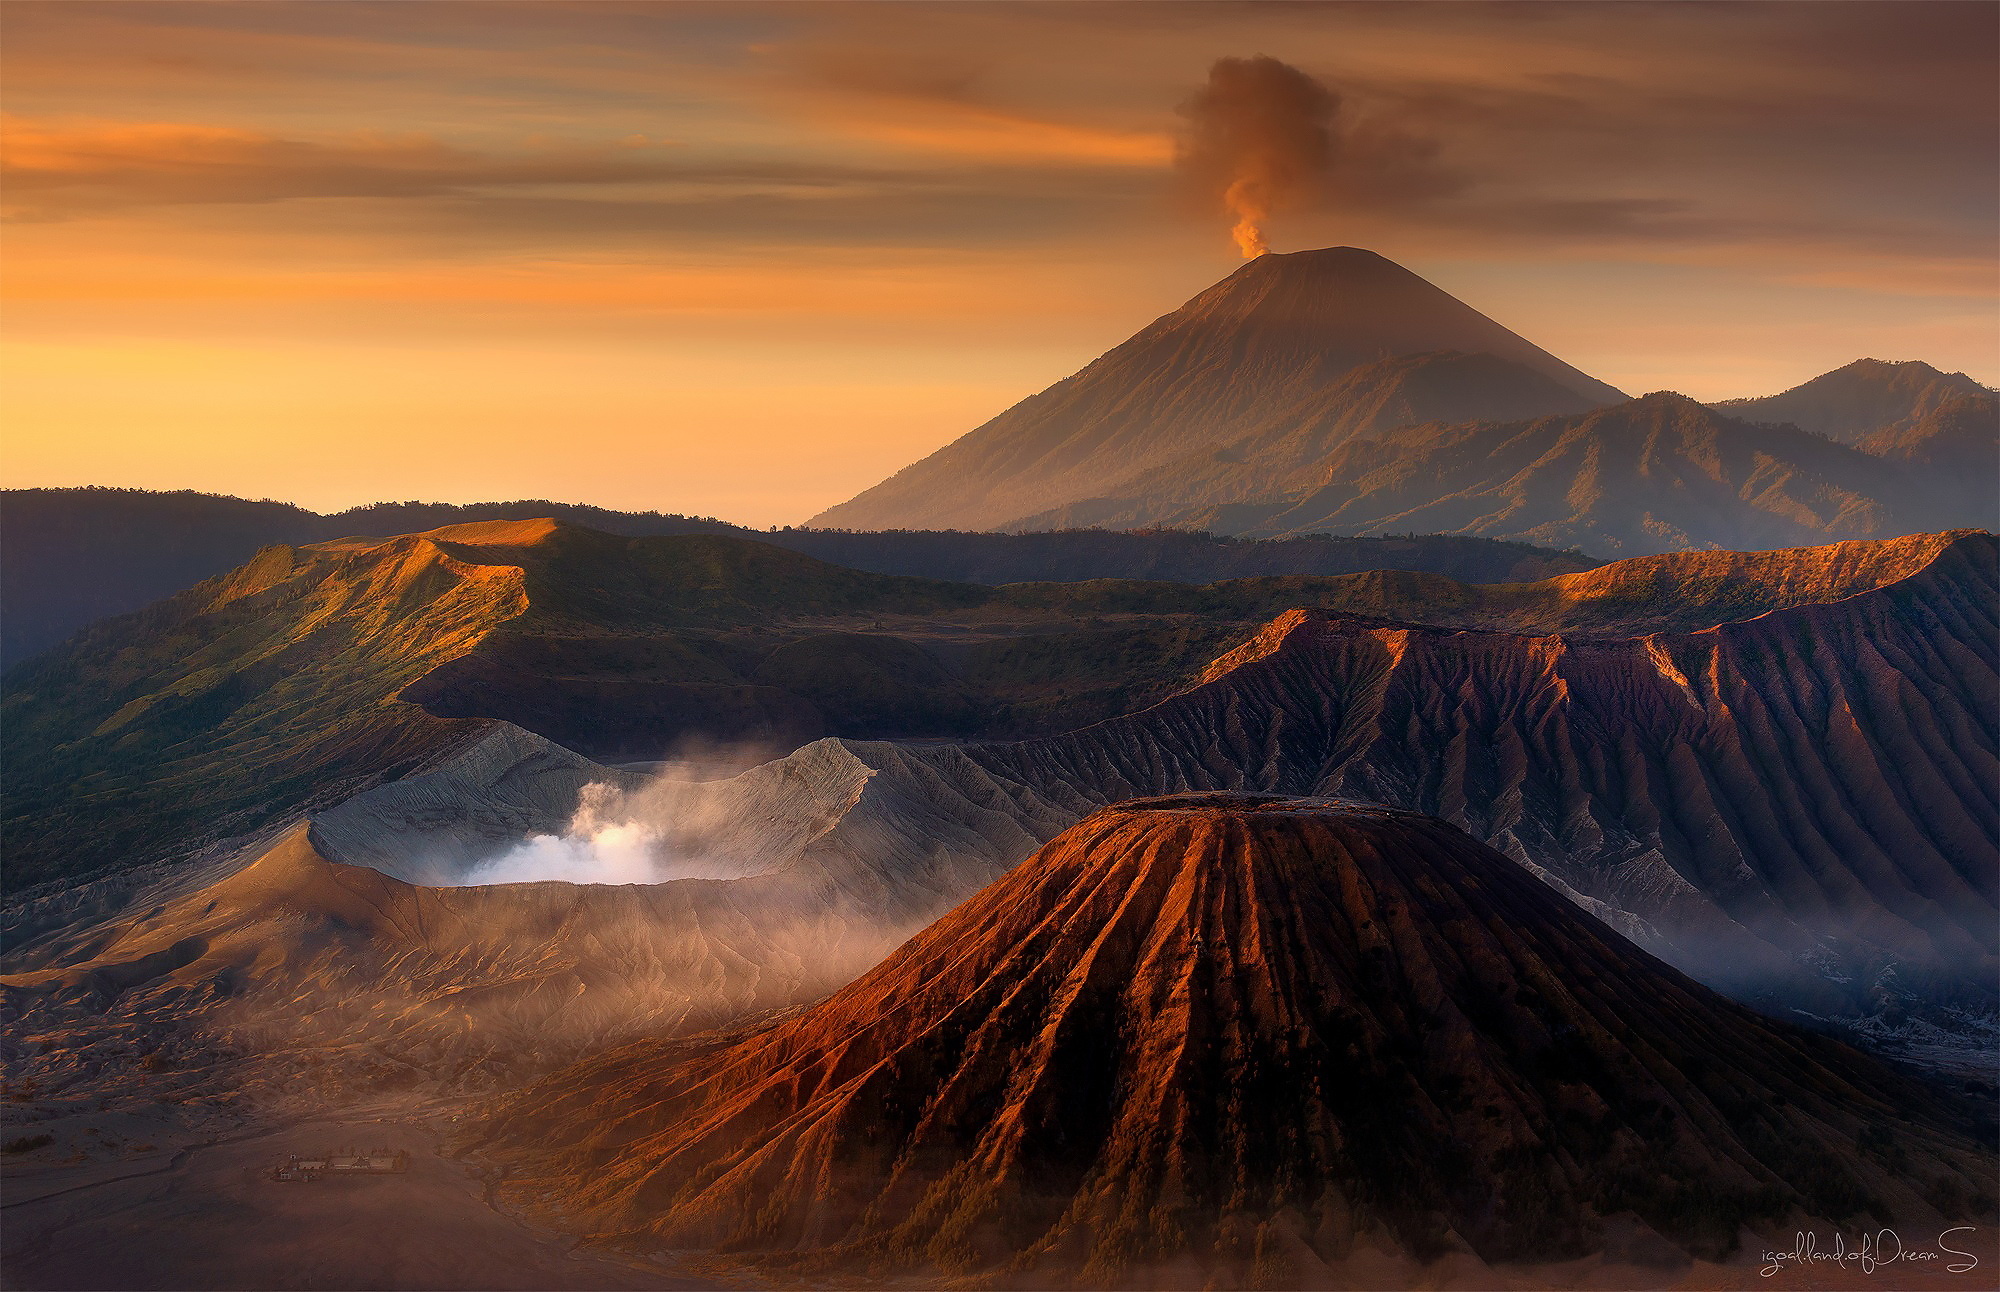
[
  {"xmin": 1, "ymin": 535, "xmax": 524, "ymax": 889},
  {"xmin": 4, "ymin": 518, "xmax": 1976, "ymax": 889}
]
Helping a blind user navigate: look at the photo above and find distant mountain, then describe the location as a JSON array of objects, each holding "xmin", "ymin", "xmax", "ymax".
[
  {"xmin": 1076, "ymin": 391, "xmax": 1992, "ymax": 555},
  {"xmin": 0, "ymin": 487, "xmax": 1594, "ymax": 671},
  {"xmin": 1712, "ymin": 358, "xmax": 1992, "ymax": 444},
  {"xmin": 808, "ymin": 247, "xmax": 1625, "ymax": 532},
  {"xmin": 476, "ymin": 795, "xmax": 1994, "ymax": 1281}
]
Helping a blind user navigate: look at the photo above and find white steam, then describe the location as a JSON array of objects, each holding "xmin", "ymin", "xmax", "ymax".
[
  {"xmin": 460, "ymin": 784, "xmax": 676, "ymax": 885},
  {"xmin": 450, "ymin": 741, "xmax": 819, "ymax": 887}
]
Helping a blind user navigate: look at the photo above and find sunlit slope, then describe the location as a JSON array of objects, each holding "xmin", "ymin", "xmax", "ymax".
[
  {"xmin": 0, "ymin": 534, "xmax": 523, "ymax": 889},
  {"xmin": 963, "ymin": 531, "xmax": 2000, "ymax": 1009},
  {"xmin": 476, "ymin": 797, "xmax": 1994, "ymax": 1284},
  {"xmin": 0, "ymin": 522, "xmax": 982, "ymax": 888}
]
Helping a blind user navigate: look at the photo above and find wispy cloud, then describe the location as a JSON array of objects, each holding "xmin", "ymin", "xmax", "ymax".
[{"xmin": 0, "ymin": 117, "xmax": 942, "ymax": 220}]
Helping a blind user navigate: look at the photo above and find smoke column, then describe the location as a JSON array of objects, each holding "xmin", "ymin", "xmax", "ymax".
[{"xmin": 1177, "ymin": 56, "xmax": 1338, "ymax": 258}]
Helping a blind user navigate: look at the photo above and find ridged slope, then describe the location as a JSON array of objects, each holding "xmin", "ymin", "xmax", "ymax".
[
  {"xmin": 479, "ymin": 797, "xmax": 1993, "ymax": 1284},
  {"xmin": 16, "ymin": 517, "xmax": 1903, "ymax": 888},
  {"xmin": 809, "ymin": 248, "xmax": 1623, "ymax": 532},
  {"xmin": 0, "ymin": 522, "xmax": 990, "ymax": 886},
  {"xmin": 961, "ymin": 531, "xmax": 1999, "ymax": 1009}
]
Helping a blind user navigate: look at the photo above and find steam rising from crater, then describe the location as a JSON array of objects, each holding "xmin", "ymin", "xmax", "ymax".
[
  {"xmin": 460, "ymin": 784, "xmax": 680, "ymax": 885},
  {"xmin": 455, "ymin": 742, "xmax": 801, "ymax": 886},
  {"xmin": 1177, "ymin": 55, "xmax": 1338, "ymax": 258}
]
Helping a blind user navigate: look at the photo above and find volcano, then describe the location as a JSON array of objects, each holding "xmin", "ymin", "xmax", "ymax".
[
  {"xmin": 807, "ymin": 248, "xmax": 1624, "ymax": 532},
  {"xmin": 478, "ymin": 795, "xmax": 1993, "ymax": 1285}
]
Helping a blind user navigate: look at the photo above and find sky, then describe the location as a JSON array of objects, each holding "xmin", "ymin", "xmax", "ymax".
[{"xmin": 3, "ymin": 0, "xmax": 1995, "ymax": 526}]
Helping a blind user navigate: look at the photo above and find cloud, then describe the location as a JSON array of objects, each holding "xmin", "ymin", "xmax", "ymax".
[{"xmin": 0, "ymin": 117, "xmax": 931, "ymax": 221}]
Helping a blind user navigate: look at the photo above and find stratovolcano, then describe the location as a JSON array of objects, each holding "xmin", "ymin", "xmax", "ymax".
[{"xmin": 807, "ymin": 248, "xmax": 1624, "ymax": 532}]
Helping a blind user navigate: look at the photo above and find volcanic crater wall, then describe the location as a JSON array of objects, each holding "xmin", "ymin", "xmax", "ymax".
[{"xmin": 856, "ymin": 532, "xmax": 2000, "ymax": 1015}]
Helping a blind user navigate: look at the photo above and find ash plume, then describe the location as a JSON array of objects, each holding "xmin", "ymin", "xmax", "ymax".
[{"xmin": 1177, "ymin": 55, "xmax": 1338, "ymax": 258}]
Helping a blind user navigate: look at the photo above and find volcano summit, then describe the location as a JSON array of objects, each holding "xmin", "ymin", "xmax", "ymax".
[
  {"xmin": 477, "ymin": 794, "xmax": 1993, "ymax": 1287},
  {"xmin": 808, "ymin": 248, "xmax": 1625, "ymax": 533}
]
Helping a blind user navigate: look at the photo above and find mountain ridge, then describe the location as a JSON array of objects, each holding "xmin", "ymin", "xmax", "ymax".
[
  {"xmin": 0, "ymin": 486, "xmax": 1597, "ymax": 671},
  {"xmin": 1038, "ymin": 391, "xmax": 1994, "ymax": 554},
  {"xmin": 9, "ymin": 522, "xmax": 1974, "ymax": 890}
]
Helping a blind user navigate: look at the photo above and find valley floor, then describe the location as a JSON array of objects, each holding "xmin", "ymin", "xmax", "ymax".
[
  {"xmin": 3, "ymin": 1087, "xmax": 1993, "ymax": 1291},
  {"xmin": 0, "ymin": 1099, "xmax": 728, "ymax": 1291}
]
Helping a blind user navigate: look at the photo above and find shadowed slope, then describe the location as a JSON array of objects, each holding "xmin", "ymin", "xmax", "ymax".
[
  {"xmin": 478, "ymin": 797, "xmax": 1994, "ymax": 1285},
  {"xmin": 1713, "ymin": 359, "xmax": 1991, "ymax": 444},
  {"xmin": 810, "ymin": 248, "xmax": 1623, "ymax": 532}
]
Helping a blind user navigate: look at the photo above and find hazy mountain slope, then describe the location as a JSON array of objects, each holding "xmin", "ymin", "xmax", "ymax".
[
  {"xmin": 1713, "ymin": 358, "xmax": 1991, "ymax": 444},
  {"xmin": 0, "ymin": 820, "xmax": 903, "ymax": 1102},
  {"xmin": 0, "ymin": 490, "xmax": 326, "ymax": 674},
  {"xmin": 1221, "ymin": 392, "xmax": 1971, "ymax": 554},
  {"xmin": 1002, "ymin": 349, "xmax": 1603, "ymax": 531},
  {"xmin": 808, "ymin": 247, "xmax": 1624, "ymax": 532},
  {"xmin": 476, "ymin": 797, "xmax": 1994, "ymax": 1284},
  {"xmin": 0, "ymin": 724, "xmax": 1048, "ymax": 1104},
  {"xmin": 1858, "ymin": 391, "xmax": 2000, "ymax": 531},
  {"xmin": 0, "ymin": 486, "xmax": 1594, "ymax": 671}
]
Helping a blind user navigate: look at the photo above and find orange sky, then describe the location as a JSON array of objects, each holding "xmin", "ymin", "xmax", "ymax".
[{"xmin": 3, "ymin": 1, "xmax": 1995, "ymax": 526}]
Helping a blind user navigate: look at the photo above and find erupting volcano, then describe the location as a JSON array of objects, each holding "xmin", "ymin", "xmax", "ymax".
[
  {"xmin": 808, "ymin": 248, "xmax": 1624, "ymax": 533},
  {"xmin": 476, "ymin": 794, "xmax": 1994, "ymax": 1286}
]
